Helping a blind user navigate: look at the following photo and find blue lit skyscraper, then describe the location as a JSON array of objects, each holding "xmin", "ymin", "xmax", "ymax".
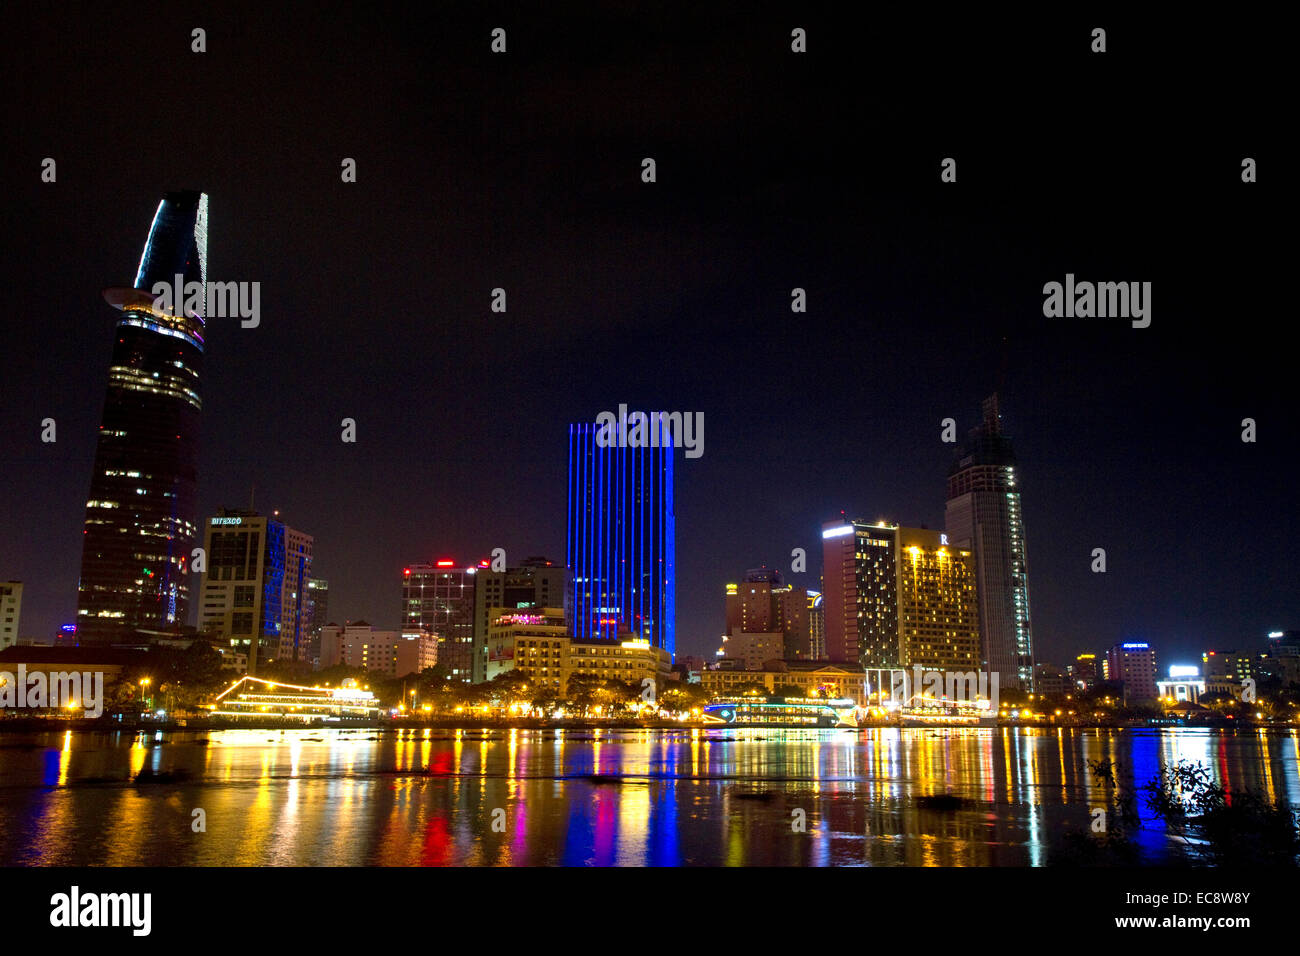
[
  {"xmin": 76, "ymin": 191, "xmax": 208, "ymax": 643},
  {"xmin": 567, "ymin": 419, "xmax": 675, "ymax": 655}
]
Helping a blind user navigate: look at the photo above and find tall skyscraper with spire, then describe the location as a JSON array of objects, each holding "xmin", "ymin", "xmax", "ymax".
[
  {"xmin": 76, "ymin": 191, "xmax": 209, "ymax": 643},
  {"xmin": 944, "ymin": 394, "xmax": 1034, "ymax": 688}
]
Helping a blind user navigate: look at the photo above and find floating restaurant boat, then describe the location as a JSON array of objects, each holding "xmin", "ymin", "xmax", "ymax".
[
  {"xmin": 700, "ymin": 697, "xmax": 859, "ymax": 728},
  {"xmin": 207, "ymin": 676, "xmax": 381, "ymax": 722},
  {"xmin": 896, "ymin": 695, "xmax": 997, "ymax": 727}
]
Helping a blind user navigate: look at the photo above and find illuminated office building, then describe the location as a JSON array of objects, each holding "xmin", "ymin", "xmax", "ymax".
[
  {"xmin": 402, "ymin": 561, "xmax": 479, "ymax": 682},
  {"xmin": 306, "ymin": 577, "xmax": 329, "ymax": 662},
  {"xmin": 722, "ymin": 568, "xmax": 811, "ymax": 661},
  {"xmin": 567, "ymin": 420, "xmax": 675, "ymax": 654},
  {"xmin": 807, "ymin": 590, "xmax": 825, "ymax": 660},
  {"xmin": 822, "ymin": 519, "xmax": 898, "ymax": 667},
  {"xmin": 471, "ymin": 557, "xmax": 569, "ymax": 682},
  {"xmin": 944, "ymin": 394, "xmax": 1035, "ymax": 689},
  {"xmin": 77, "ymin": 191, "xmax": 209, "ymax": 643},
  {"xmin": 1071, "ymin": 653, "xmax": 1099, "ymax": 690},
  {"xmin": 197, "ymin": 510, "xmax": 313, "ymax": 672},
  {"xmin": 821, "ymin": 520, "xmax": 978, "ymax": 672},
  {"xmin": 1104, "ymin": 642, "xmax": 1158, "ymax": 702},
  {"xmin": 896, "ymin": 527, "xmax": 980, "ymax": 671}
]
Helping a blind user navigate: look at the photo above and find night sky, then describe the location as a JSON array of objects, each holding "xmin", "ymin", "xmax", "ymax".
[{"xmin": 1, "ymin": 5, "xmax": 1291, "ymax": 668}]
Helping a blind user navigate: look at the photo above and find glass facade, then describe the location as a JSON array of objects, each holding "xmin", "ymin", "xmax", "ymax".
[
  {"xmin": 76, "ymin": 192, "xmax": 208, "ymax": 643},
  {"xmin": 402, "ymin": 565, "xmax": 476, "ymax": 682},
  {"xmin": 944, "ymin": 394, "xmax": 1035, "ymax": 688},
  {"xmin": 566, "ymin": 421, "xmax": 675, "ymax": 655}
]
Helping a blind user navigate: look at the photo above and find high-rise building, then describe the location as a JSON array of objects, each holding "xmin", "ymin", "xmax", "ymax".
[
  {"xmin": 722, "ymin": 568, "xmax": 811, "ymax": 661},
  {"xmin": 471, "ymin": 557, "xmax": 569, "ymax": 682},
  {"xmin": 0, "ymin": 582, "xmax": 22, "ymax": 650},
  {"xmin": 306, "ymin": 577, "xmax": 329, "ymax": 662},
  {"xmin": 197, "ymin": 510, "xmax": 313, "ymax": 672},
  {"xmin": 896, "ymin": 527, "xmax": 980, "ymax": 671},
  {"xmin": 807, "ymin": 590, "xmax": 825, "ymax": 660},
  {"xmin": 821, "ymin": 520, "xmax": 979, "ymax": 673},
  {"xmin": 402, "ymin": 562, "xmax": 478, "ymax": 682},
  {"xmin": 944, "ymin": 394, "xmax": 1034, "ymax": 689},
  {"xmin": 1105, "ymin": 642, "xmax": 1158, "ymax": 703},
  {"xmin": 1071, "ymin": 653, "xmax": 1100, "ymax": 690},
  {"xmin": 822, "ymin": 519, "xmax": 898, "ymax": 667},
  {"xmin": 77, "ymin": 191, "xmax": 209, "ymax": 643},
  {"xmin": 567, "ymin": 420, "xmax": 675, "ymax": 654}
]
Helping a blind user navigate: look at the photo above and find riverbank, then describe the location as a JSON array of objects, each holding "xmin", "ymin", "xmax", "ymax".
[{"xmin": 1, "ymin": 715, "xmax": 1295, "ymax": 733}]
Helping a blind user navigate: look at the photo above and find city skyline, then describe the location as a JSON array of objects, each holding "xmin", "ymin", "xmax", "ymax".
[
  {"xmin": 1, "ymin": 7, "xmax": 1292, "ymax": 672},
  {"xmin": 1, "ymin": 4, "xmax": 1296, "ymax": 892}
]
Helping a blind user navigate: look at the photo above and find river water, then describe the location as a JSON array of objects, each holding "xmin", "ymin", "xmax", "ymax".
[{"xmin": 1, "ymin": 726, "xmax": 1296, "ymax": 865}]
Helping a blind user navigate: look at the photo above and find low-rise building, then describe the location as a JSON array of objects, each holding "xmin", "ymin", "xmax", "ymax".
[
  {"xmin": 510, "ymin": 634, "xmax": 672, "ymax": 696},
  {"xmin": 1033, "ymin": 662, "xmax": 1071, "ymax": 696},
  {"xmin": 716, "ymin": 630, "xmax": 784, "ymax": 670},
  {"xmin": 319, "ymin": 622, "xmax": 436, "ymax": 678},
  {"xmin": 702, "ymin": 660, "xmax": 866, "ymax": 704},
  {"xmin": 485, "ymin": 608, "xmax": 566, "ymax": 682},
  {"xmin": 1157, "ymin": 665, "xmax": 1206, "ymax": 704}
]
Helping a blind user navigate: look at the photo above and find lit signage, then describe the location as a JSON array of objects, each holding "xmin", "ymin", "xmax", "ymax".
[
  {"xmin": 211, "ymin": 517, "xmax": 242, "ymax": 525},
  {"xmin": 436, "ymin": 560, "xmax": 454, "ymax": 567},
  {"xmin": 940, "ymin": 533, "xmax": 948, "ymax": 545},
  {"xmin": 822, "ymin": 525, "xmax": 854, "ymax": 539},
  {"xmin": 1168, "ymin": 665, "xmax": 1199, "ymax": 678},
  {"xmin": 1269, "ymin": 631, "xmax": 1284, "ymax": 638},
  {"xmin": 1121, "ymin": 643, "xmax": 1149, "ymax": 649}
]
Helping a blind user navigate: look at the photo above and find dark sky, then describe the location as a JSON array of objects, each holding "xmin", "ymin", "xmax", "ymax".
[{"xmin": 1, "ymin": 4, "xmax": 1292, "ymax": 669}]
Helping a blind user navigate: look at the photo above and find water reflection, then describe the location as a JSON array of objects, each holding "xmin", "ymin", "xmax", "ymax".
[{"xmin": 0, "ymin": 727, "xmax": 1295, "ymax": 865}]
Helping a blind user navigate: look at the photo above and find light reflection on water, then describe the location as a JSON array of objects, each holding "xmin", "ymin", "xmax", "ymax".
[{"xmin": 0, "ymin": 726, "xmax": 1296, "ymax": 866}]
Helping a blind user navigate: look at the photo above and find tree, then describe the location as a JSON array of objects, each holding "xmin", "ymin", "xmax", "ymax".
[
  {"xmin": 481, "ymin": 670, "xmax": 530, "ymax": 714},
  {"xmin": 1143, "ymin": 760, "xmax": 1300, "ymax": 864},
  {"xmin": 564, "ymin": 673, "xmax": 602, "ymax": 715},
  {"xmin": 530, "ymin": 688, "xmax": 561, "ymax": 716},
  {"xmin": 660, "ymin": 680, "xmax": 708, "ymax": 716}
]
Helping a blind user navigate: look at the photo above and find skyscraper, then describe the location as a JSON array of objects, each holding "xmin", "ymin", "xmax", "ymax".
[
  {"xmin": 196, "ymin": 509, "xmax": 313, "ymax": 672},
  {"xmin": 77, "ymin": 191, "xmax": 209, "ymax": 643},
  {"xmin": 821, "ymin": 520, "xmax": 979, "ymax": 673},
  {"xmin": 471, "ymin": 557, "xmax": 569, "ymax": 683},
  {"xmin": 807, "ymin": 589, "xmax": 825, "ymax": 660},
  {"xmin": 822, "ymin": 519, "xmax": 897, "ymax": 667},
  {"xmin": 402, "ymin": 562, "xmax": 478, "ymax": 682},
  {"xmin": 944, "ymin": 394, "xmax": 1034, "ymax": 688},
  {"xmin": 567, "ymin": 420, "xmax": 675, "ymax": 655},
  {"xmin": 306, "ymin": 577, "xmax": 329, "ymax": 663}
]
